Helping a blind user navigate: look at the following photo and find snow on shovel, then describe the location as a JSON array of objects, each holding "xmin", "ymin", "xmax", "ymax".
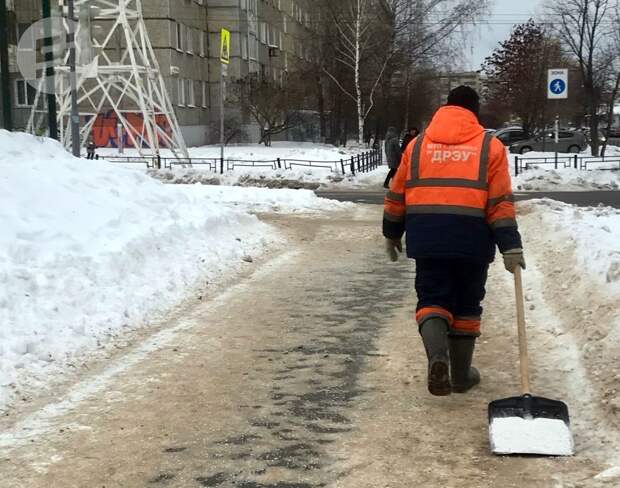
[{"xmin": 488, "ymin": 267, "xmax": 574, "ymax": 456}]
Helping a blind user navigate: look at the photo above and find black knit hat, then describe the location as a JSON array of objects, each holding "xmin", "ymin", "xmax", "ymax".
[{"xmin": 447, "ymin": 85, "xmax": 480, "ymax": 117}]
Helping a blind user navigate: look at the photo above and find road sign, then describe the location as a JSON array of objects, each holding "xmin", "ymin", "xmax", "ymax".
[
  {"xmin": 548, "ymin": 69, "xmax": 568, "ymax": 99},
  {"xmin": 220, "ymin": 28, "xmax": 230, "ymax": 65}
]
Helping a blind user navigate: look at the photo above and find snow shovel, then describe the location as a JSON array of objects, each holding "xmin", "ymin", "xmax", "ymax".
[{"xmin": 488, "ymin": 267, "xmax": 574, "ymax": 456}]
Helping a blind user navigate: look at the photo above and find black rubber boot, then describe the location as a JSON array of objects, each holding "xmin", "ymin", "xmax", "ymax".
[
  {"xmin": 420, "ymin": 318, "xmax": 451, "ymax": 396},
  {"xmin": 449, "ymin": 336, "xmax": 480, "ymax": 393}
]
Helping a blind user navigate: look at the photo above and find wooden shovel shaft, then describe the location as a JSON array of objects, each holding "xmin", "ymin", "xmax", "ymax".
[{"xmin": 514, "ymin": 267, "xmax": 531, "ymax": 394}]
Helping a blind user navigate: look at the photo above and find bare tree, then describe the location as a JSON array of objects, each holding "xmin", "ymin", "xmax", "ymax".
[
  {"xmin": 322, "ymin": 0, "xmax": 395, "ymax": 145},
  {"xmin": 389, "ymin": 0, "xmax": 489, "ymax": 126},
  {"xmin": 554, "ymin": 0, "xmax": 617, "ymax": 155},
  {"xmin": 323, "ymin": 0, "xmax": 488, "ymax": 145},
  {"xmin": 230, "ymin": 75, "xmax": 303, "ymax": 146},
  {"xmin": 601, "ymin": 6, "xmax": 620, "ymax": 155}
]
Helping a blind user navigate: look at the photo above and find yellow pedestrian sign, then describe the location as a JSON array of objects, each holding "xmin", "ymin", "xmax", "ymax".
[{"xmin": 220, "ymin": 29, "xmax": 231, "ymax": 65}]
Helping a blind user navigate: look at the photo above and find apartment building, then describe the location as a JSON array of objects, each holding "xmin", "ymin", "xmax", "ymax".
[
  {"xmin": 4, "ymin": 0, "xmax": 312, "ymax": 145},
  {"xmin": 438, "ymin": 71, "xmax": 483, "ymax": 105},
  {"xmin": 2, "ymin": 0, "xmax": 41, "ymax": 130},
  {"xmin": 206, "ymin": 0, "xmax": 313, "ymax": 141}
]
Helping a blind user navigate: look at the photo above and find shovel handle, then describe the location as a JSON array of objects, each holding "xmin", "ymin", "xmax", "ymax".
[{"xmin": 514, "ymin": 267, "xmax": 531, "ymax": 394}]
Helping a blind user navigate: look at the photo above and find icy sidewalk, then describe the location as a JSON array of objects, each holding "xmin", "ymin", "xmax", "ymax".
[{"xmin": 0, "ymin": 131, "xmax": 349, "ymax": 410}]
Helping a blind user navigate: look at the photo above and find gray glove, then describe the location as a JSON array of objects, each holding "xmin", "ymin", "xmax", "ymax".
[
  {"xmin": 385, "ymin": 238, "xmax": 403, "ymax": 262},
  {"xmin": 503, "ymin": 248, "xmax": 526, "ymax": 273}
]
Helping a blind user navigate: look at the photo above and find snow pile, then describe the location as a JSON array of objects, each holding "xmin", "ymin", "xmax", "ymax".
[
  {"xmin": 0, "ymin": 131, "xmax": 346, "ymax": 409},
  {"xmin": 520, "ymin": 199, "xmax": 620, "ymax": 293},
  {"xmin": 514, "ymin": 167, "xmax": 620, "ymax": 191},
  {"xmin": 151, "ymin": 164, "xmax": 388, "ymax": 190}
]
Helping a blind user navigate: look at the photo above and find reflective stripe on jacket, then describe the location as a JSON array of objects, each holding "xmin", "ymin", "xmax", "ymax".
[{"xmin": 383, "ymin": 106, "xmax": 522, "ymax": 260}]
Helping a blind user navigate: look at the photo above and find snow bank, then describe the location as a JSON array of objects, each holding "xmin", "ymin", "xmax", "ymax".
[
  {"xmin": 150, "ymin": 164, "xmax": 388, "ymax": 190},
  {"xmin": 514, "ymin": 167, "xmax": 620, "ymax": 191},
  {"xmin": 0, "ymin": 131, "xmax": 347, "ymax": 409},
  {"xmin": 520, "ymin": 199, "xmax": 620, "ymax": 293}
]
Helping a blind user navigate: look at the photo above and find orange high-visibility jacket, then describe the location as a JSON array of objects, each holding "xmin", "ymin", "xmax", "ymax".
[{"xmin": 383, "ymin": 106, "xmax": 522, "ymax": 260}]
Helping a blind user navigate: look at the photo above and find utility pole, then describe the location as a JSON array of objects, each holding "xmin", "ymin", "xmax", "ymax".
[
  {"xmin": 42, "ymin": 0, "xmax": 58, "ymax": 139},
  {"xmin": 219, "ymin": 28, "xmax": 230, "ymax": 173},
  {"xmin": 0, "ymin": 0, "xmax": 13, "ymax": 131},
  {"xmin": 67, "ymin": 0, "xmax": 80, "ymax": 156}
]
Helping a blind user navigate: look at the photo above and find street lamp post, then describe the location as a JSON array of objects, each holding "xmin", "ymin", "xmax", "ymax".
[
  {"xmin": 42, "ymin": 0, "xmax": 58, "ymax": 140},
  {"xmin": 0, "ymin": 0, "xmax": 13, "ymax": 130},
  {"xmin": 67, "ymin": 0, "xmax": 80, "ymax": 157}
]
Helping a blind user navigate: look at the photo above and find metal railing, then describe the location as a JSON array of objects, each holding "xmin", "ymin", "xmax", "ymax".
[
  {"xmin": 513, "ymin": 153, "xmax": 620, "ymax": 176},
  {"xmin": 102, "ymin": 147, "xmax": 383, "ymax": 176}
]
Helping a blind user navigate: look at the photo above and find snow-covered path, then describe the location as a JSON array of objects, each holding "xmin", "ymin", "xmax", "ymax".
[{"xmin": 1, "ymin": 207, "xmax": 618, "ymax": 487}]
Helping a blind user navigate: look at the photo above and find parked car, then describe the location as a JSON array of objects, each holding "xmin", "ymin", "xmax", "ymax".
[
  {"xmin": 509, "ymin": 130, "xmax": 587, "ymax": 154},
  {"xmin": 494, "ymin": 127, "xmax": 530, "ymax": 146},
  {"xmin": 601, "ymin": 127, "xmax": 620, "ymax": 146}
]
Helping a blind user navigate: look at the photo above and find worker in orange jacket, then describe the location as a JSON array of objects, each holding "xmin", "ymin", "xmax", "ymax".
[{"xmin": 383, "ymin": 86, "xmax": 525, "ymax": 396}]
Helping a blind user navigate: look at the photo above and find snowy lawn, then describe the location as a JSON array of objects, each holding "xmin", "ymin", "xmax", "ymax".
[
  {"xmin": 99, "ymin": 142, "xmax": 389, "ymax": 190},
  {"xmin": 98, "ymin": 141, "xmax": 366, "ymax": 164},
  {"xmin": 512, "ymin": 148, "xmax": 620, "ymax": 191},
  {"xmin": 0, "ymin": 131, "xmax": 350, "ymax": 410}
]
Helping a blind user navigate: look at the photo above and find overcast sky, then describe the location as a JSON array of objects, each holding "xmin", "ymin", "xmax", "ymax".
[{"xmin": 466, "ymin": 0, "xmax": 543, "ymax": 71}]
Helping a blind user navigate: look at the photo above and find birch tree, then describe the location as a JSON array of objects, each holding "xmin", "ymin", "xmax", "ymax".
[
  {"xmin": 323, "ymin": 0, "xmax": 488, "ymax": 145},
  {"xmin": 323, "ymin": 0, "xmax": 395, "ymax": 145}
]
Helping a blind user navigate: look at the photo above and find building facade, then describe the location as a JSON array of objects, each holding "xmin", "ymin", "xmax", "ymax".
[
  {"xmin": 4, "ymin": 0, "xmax": 312, "ymax": 146},
  {"xmin": 438, "ymin": 71, "xmax": 483, "ymax": 105}
]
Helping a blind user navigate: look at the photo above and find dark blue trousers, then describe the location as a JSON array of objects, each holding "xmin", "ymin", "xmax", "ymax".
[{"xmin": 415, "ymin": 258, "xmax": 489, "ymax": 336}]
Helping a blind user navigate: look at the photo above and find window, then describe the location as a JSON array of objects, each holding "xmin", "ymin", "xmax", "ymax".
[
  {"xmin": 187, "ymin": 27, "xmax": 193, "ymax": 54},
  {"xmin": 202, "ymin": 81, "xmax": 208, "ymax": 108},
  {"xmin": 178, "ymin": 78, "xmax": 185, "ymax": 106},
  {"xmin": 260, "ymin": 23, "xmax": 267, "ymax": 44},
  {"xmin": 249, "ymin": 34, "xmax": 258, "ymax": 60},
  {"xmin": 175, "ymin": 23, "xmax": 183, "ymax": 51},
  {"xmin": 15, "ymin": 80, "xmax": 36, "ymax": 107},
  {"xmin": 199, "ymin": 31, "xmax": 206, "ymax": 57},
  {"xmin": 242, "ymin": 37, "xmax": 248, "ymax": 60},
  {"xmin": 16, "ymin": 23, "xmax": 32, "ymax": 45},
  {"xmin": 187, "ymin": 80, "xmax": 195, "ymax": 106}
]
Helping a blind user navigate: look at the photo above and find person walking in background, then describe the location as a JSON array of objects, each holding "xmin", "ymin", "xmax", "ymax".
[
  {"xmin": 383, "ymin": 126, "xmax": 402, "ymax": 189},
  {"xmin": 400, "ymin": 127, "xmax": 420, "ymax": 153},
  {"xmin": 86, "ymin": 138, "xmax": 97, "ymax": 160},
  {"xmin": 383, "ymin": 86, "xmax": 524, "ymax": 396}
]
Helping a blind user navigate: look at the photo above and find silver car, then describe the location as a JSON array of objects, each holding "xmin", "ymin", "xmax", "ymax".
[{"xmin": 509, "ymin": 130, "xmax": 587, "ymax": 154}]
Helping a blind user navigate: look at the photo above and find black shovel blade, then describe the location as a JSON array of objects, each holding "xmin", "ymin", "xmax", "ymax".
[
  {"xmin": 489, "ymin": 394, "xmax": 570, "ymax": 424},
  {"xmin": 488, "ymin": 394, "xmax": 574, "ymax": 456}
]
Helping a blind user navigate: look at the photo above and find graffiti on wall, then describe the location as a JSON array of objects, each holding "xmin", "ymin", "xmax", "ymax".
[{"xmin": 89, "ymin": 111, "xmax": 172, "ymax": 148}]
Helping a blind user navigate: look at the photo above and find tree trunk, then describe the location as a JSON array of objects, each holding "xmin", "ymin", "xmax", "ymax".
[
  {"xmin": 601, "ymin": 73, "xmax": 620, "ymax": 157},
  {"xmin": 355, "ymin": 0, "xmax": 364, "ymax": 146},
  {"xmin": 589, "ymin": 99, "xmax": 600, "ymax": 157},
  {"xmin": 316, "ymin": 72, "xmax": 326, "ymax": 141}
]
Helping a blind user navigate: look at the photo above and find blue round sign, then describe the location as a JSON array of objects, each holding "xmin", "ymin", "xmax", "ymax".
[{"xmin": 550, "ymin": 78, "xmax": 566, "ymax": 94}]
